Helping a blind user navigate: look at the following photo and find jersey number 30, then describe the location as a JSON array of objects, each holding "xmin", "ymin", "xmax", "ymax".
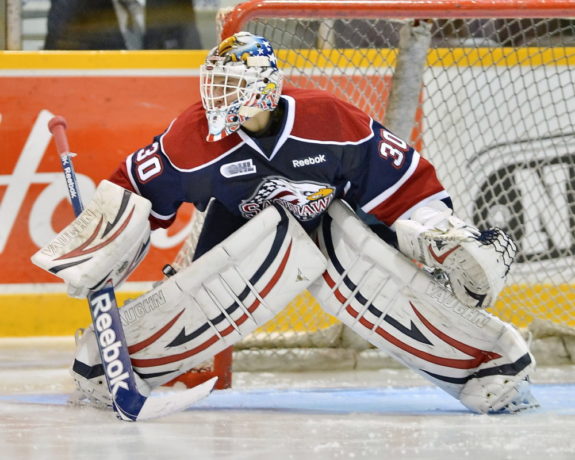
[
  {"xmin": 378, "ymin": 129, "xmax": 408, "ymax": 169},
  {"xmin": 134, "ymin": 142, "xmax": 163, "ymax": 183}
]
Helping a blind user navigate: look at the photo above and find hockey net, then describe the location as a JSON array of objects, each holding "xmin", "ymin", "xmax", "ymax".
[{"xmin": 175, "ymin": 0, "xmax": 575, "ymax": 385}]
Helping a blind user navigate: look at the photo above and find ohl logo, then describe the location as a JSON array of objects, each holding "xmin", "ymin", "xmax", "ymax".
[{"xmin": 240, "ymin": 176, "xmax": 335, "ymax": 221}]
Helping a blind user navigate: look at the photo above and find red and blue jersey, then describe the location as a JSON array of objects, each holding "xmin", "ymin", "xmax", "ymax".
[{"xmin": 109, "ymin": 88, "xmax": 450, "ymax": 232}]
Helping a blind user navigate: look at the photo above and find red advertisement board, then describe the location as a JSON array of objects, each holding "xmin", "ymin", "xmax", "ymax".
[{"xmin": 0, "ymin": 51, "xmax": 206, "ymax": 335}]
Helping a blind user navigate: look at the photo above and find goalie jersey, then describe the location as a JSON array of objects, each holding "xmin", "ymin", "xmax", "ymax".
[{"xmin": 109, "ymin": 88, "xmax": 451, "ymax": 233}]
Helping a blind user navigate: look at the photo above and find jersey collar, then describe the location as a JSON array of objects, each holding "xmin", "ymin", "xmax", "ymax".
[{"xmin": 238, "ymin": 94, "xmax": 295, "ymax": 161}]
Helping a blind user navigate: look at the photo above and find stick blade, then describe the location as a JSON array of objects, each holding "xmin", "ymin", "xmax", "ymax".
[{"xmin": 134, "ymin": 377, "xmax": 218, "ymax": 421}]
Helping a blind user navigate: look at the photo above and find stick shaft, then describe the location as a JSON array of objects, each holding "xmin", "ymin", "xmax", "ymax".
[
  {"xmin": 48, "ymin": 116, "xmax": 84, "ymax": 215},
  {"xmin": 48, "ymin": 115, "xmax": 142, "ymax": 421}
]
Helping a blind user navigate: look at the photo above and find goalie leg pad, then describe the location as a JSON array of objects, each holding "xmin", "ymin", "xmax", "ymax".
[
  {"xmin": 395, "ymin": 203, "xmax": 517, "ymax": 309},
  {"xmin": 310, "ymin": 200, "xmax": 537, "ymax": 414},
  {"xmin": 72, "ymin": 204, "xmax": 327, "ymax": 402},
  {"xmin": 70, "ymin": 326, "xmax": 151, "ymax": 408}
]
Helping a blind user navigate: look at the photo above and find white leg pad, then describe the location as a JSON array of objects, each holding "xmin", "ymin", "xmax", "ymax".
[
  {"xmin": 73, "ymin": 204, "xmax": 327, "ymax": 397},
  {"xmin": 310, "ymin": 200, "xmax": 537, "ymax": 414}
]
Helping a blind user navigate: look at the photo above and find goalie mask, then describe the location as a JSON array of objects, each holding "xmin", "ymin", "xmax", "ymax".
[{"xmin": 200, "ymin": 32, "xmax": 283, "ymax": 142}]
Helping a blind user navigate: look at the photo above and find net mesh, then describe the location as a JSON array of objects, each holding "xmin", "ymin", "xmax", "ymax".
[{"xmin": 177, "ymin": 10, "xmax": 575, "ymax": 371}]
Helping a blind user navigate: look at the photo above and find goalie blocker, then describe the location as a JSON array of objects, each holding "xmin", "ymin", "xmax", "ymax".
[
  {"xmin": 309, "ymin": 200, "xmax": 537, "ymax": 414},
  {"xmin": 71, "ymin": 202, "xmax": 327, "ymax": 406},
  {"xmin": 31, "ymin": 180, "xmax": 152, "ymax": 298}
]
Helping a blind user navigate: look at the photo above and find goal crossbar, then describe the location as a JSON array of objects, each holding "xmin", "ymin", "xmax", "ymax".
[{"xmin": 221, "ymin": 0, "xmax": 575, "ymax": 39}]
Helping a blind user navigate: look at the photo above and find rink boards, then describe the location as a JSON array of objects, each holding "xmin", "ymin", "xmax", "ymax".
[{"xmin": 1, "ymin": 49, "xmax": 574, "ymax": 336}]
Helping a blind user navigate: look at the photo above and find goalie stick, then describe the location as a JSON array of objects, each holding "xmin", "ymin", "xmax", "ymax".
[{"xmin": 48, "ymin": 115, "xmax": 216, "ymax": 421}]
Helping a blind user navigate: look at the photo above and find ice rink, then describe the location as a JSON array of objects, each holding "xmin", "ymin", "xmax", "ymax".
[{"xmin": 1, "ymin": 337, "xmax": 574, "ymax": 460}]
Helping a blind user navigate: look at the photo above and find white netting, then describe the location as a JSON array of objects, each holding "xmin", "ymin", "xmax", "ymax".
[{"xmin": 178, "ymin": 3, "xmax": 575, "ymax": 371}]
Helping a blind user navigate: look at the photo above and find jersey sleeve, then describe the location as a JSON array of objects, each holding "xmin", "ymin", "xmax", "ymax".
[
  {"xmin": 345, "ymin": 120, "xmax": 451, "ymax": 226},
  {"xmin": 108, "ymin": 138, "xmax": 186, "ymax": 230}
]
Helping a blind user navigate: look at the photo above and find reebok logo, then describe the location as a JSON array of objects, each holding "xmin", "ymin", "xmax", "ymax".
[
  {"xmin": 91, "ymin": 291, "xmax": 130, "ymax": 397},
  {"xmin": 292, "ymin": 154, "xmax": 326, "ymax": 168}
]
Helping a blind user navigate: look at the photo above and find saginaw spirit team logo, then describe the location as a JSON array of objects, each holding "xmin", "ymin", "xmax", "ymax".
[{"xmin": 240, "ymin": 177, "xmax": 335, "ymax": 221}]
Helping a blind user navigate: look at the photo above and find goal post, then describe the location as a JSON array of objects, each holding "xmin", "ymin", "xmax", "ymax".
[{"xmin": 177, "ymin": 0, "xmax": 575, "ymax": 385}]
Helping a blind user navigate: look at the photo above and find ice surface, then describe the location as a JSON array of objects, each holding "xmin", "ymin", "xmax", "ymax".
[{"xmin": 0, "ymin": 337, "xmax": 574, "ymax": 460}]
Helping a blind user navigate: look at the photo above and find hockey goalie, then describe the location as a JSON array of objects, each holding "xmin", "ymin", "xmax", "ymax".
[{"xmin": 32, "ymin": 31, "xmax": 537, "ymax": 414}]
